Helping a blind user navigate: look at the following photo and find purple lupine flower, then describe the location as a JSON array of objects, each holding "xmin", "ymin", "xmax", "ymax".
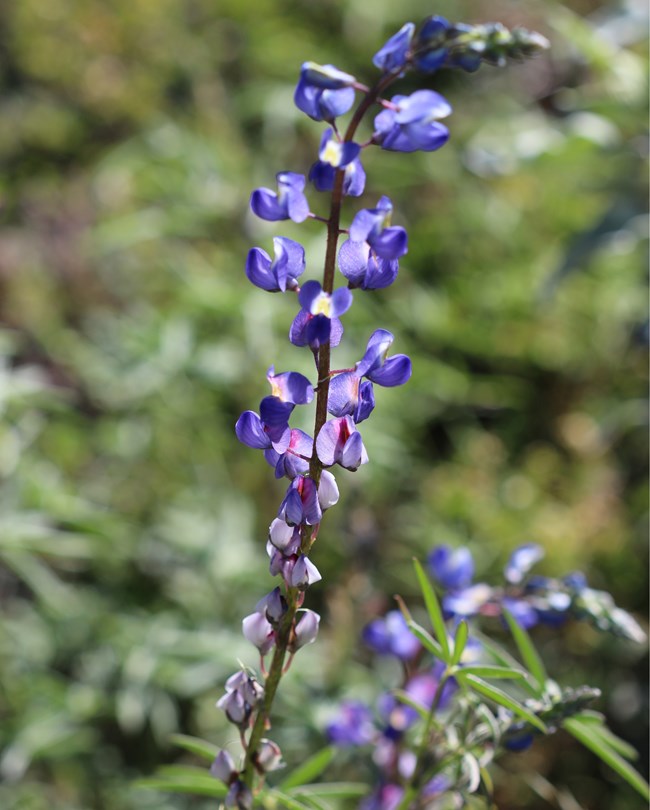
[
  {"xmin": 264, "ymin": 428, "xmax": 312, "ymax": 479},
  {"xmin": 328, "ymin": 372, "xmax": 375, "ymax": 423},
  {"xmin": 349, "ymin": 197, "xmax": 408, "ymax": 260},
  {"xmin": 250, "ymin": 172, "xmax": 309, "ymax": 223},
  {"xmin": 502, "ymin": 596, "xmax": 539, "ymax": 629},
  {"xmin": 379, "ymin": 670, "xmax": 454, "ymax": 733},
  {"xmin": 309, "ymin": 129, "xmax": 366, "ymax": 197},
  {"xmin": 210, "ymin": 749, "xmax": 237, "ymax": 784},
  {"xmin": 255, "ymin": 587, "xmax": 288, "ymax": 625},
  {"xmin": 310, "ymin": 155, "xmax": 366, "ymax": 197},
  {"xmin": 355, "ymin": 329, "xmax": 412, "ymax": 386},
  {"xmin": 428, "ymin": 545, "xmax": 474, "ymax": 590},
  {"xmin": 256, "ymin": 739, "xmax": 284, "ymax": 772},
  {"xmin": 289, "ymin": 554, "xmax": 322, "ymax": 589},
  {"xmin": 316, "ymin": 415, "xmax": 369, "ymax": 471},
  {"xmin": 278, "ymin": 475, "xmax": 322, "ymax": 526},
  {"xmin": 224, "ymin": 671, "xmax": 264, "ymax": 706},
  {"xmin": 338, "ymin": 239, "xmax": 399, "ymax": 290},
  {"xmin": 266, "ymin": 366, "xmax": 314, "ymax": 405},
  {"xmin": 360, "ymin": 784, "xmax": 404, "ymax": 810},
  {"xmin": 294, "ymin": 62, "xmax": 357, "ymax": 121},
  {"xmin": 217, "ymin": 689, "xmax": 250, "ymax": 727},
  {"xmin": 412, "ymin": 15, "xmax": 452, "ymax": 72},
  {"xmin": 235, "ymin": 403, "xmax": 291, "ymax": 455},
  {"xmin": 289, "ymin": 280, "xmax": 352, "ymax": 349},
  {"xmin": 373, "ymin": 90, "xmax": 451, "ymax": 153},
  {"xmin": 291, "ymin": 609, "xmax": 321, "ymax": 650},
  {"xmin": 268, "ymin": 518, "xmax": 301, "ymax": 553},
  {"xmin": 564, "ymin": 571, "xmax": 587, "ymax": 591},
  {"xmin": 326, "ymin": 700, "xmax": 376, "ymax": 746},
  {"xmin": 504, "ymin": 543, "xmax": 544, "ymax": 584},
  {"xmin": 362, "ymin": 610, "xmax": 420, "ymax": 660},
  {"xmin": 225, "ymin": 780, "xmax": 253, "ymax": 810},
  {"xmin": 245, "ymin": 237, "xmax": 305, "ymax": 292},
  {"xmin": 373, "ymin": 22, "xmax": 416, "ymax": 72},
  {"xmin": 443, "ymin": 583, "xmax": 492, "ymax": 618},
  {"xmin": 318, "ymin": 469, "xmax": 340, "ymax": 510},
  {"xmin": 242, "ymin": 612, "xmax": 275, "ymax": 655}
]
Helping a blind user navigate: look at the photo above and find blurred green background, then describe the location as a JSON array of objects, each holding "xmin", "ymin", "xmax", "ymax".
[{"xmin": 0, "ymin": 0, "xmax": 647, "ymax": 808}]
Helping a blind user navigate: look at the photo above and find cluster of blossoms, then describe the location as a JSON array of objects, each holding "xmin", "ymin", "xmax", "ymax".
[
  {"xmin": 324, "ymin": 545, "xmax": 642, "ymax": 809},
  {"xmin": 210, "ymin": 15, "xmax": 550, "ymax": 809}
]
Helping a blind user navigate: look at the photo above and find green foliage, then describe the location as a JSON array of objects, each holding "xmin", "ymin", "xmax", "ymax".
[{"xmin": 1, "ymin": 0, "xmax": 647, "ymax": 808}]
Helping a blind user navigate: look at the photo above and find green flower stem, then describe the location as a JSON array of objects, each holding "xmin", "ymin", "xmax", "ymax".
[{"xmin": 396, "ymin": 669, "xmax": 453, "ymax": 810}]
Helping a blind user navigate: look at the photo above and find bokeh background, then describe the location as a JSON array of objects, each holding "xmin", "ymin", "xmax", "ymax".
[{"xmin": 1, "ymin": 0, "xmax": 647, "ymax": 808}]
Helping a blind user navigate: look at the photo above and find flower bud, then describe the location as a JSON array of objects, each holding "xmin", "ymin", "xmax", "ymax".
[
  {"xmin": 210, "ymin": 749, "xmax": 237, "ymax": 784},
  {"xmin": 216, "ymin": 689, "xmax": 249, "ymax": 727},
  {"xmin": 257, "ymin": 738, "xmax": 284, "ymax": 772},
  {"xmin": 289, "ymin": 555, "xmax": 322, "ymax": 589},
  {"xmin": 225, "ymin": 780, "xmax": 253, "ymax": 810},
  {"xmin": 256, "ymin": 586, "xmax": 288, "ymax": 625},
  {"xmin": 290, "ymin": 609, "xmax": 321, "ymax": 651},
  {"xmin": 242, "ymin": 612, "xmax": 275, "ymax": 655}
]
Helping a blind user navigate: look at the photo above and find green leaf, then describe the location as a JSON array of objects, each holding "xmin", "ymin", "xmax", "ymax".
[
  {"xmin": 392, "ymin": 689, "xmax": 431, "ymax": 722},
  {"xmin": 169, "ymin": 733, "xmax": 220, "ymax": 762},
  {"xmin": 265, "ymin": 790, "xmax": 315, "ymax": 810},
  {"xmin": 459, "ymin": 664, "xmax": 527, "ymax": 680},
  {"xmin": 395, "ymin": 595, "xmax": 445, "ymax": 660},
  {"xmin": 459, "ymin": 674, "xmax": 548, "ymax": 733},
  {"xmin": 135, "ymin": 765, "xmax": 227, "ymax": 797},
  {"xmin": 564, "ymin": 718, "xmax": 650, "ymax": 800},
  {"xmin": 502, "ymin": 608, "xmax": 547, "ymax": 691},
  {"xmin": 413, "ymin": 558, "xmax": 450, "ymax": 661},
  {"xmin": 570, "ymin": 714, "xmax": 638, "ymax": 761},
  {"xmin": 291, "ymin": 782, "xmax": 368, "ymax": 798},
  {"xmin": 279, "ymin": 746, "xmax": 336, "ymax": 790},
  {"xmin": 452, "ymin": 620, "xmax": 468, "ymax": 665},
  {"xmin": 474, "ymin": 632, "xmax": 540, "ymax": 698}
]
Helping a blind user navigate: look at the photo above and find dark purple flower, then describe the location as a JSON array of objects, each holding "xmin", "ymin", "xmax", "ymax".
[
  {"xmin": 563, "ymin": 571, "xmax": 587, "ymax": 591},
  {"xmin": 355, "ymin": 329, "xmax": 412, "ymax": 386},
  {"xmin": 278, "ymin": 475, "xmax": 322, "ymax": 526},
  {"xmin": 266, "ymin": 366, "xmax": 314, "ymax": 405},
  {"xmin": 264, "ymin": 428, "xmax": 312, "ymax": 479},
  {"xmin": 504, "ymin": 543, "xmax": 544, "ymax": 584},
  {"xmin": 290, "ymin": 281, "xmax": 352, "ymax": 349},
  {"xmin": 412, "ymin": 16, "xmax": 452, "ymax": 72},
  {"xmin": 245, "ymin": 237, "xmax": 305, "ymax": 292},
  {"xmin": 373, "ymin": 90, "xmax": 451, "ymax": 153},
  {"xmin": 363, "ymin": 610, "xmax": 421, "ymax": 660},
  {"xmin": 328, "ymin": 372, "xmax": 375, "ymax": 423},
  {"xmin": 338, "ymin": 238, "xmax": 399, "ymax": 290},
  {"xmin": 235, "ymin": 409, "xmax": 291, "ymax": 455},
  {"xmin": 327, "ymin": 700, "xmax": 376, "ymax": 747},
  {"xmin": 373, "ymin": 22, "xmax": 415, "ymax": 72},
  {"xmin": 310, "ymin": 156, "xmax": 366, "ymax": 197},
  {"xmin": 309, "ymin": 129, "xmax": 366, "ymax": 197},
  {"xmin": 316, "ymin": 416, "xmax": 369, "ymax": 470},
  {"xmin": 428, "ymin": 545, "xmax": 474, "ymax": 589},
  {"xmin": 294, "ymin": 63, "xmax": 356, "ymax": 121},
  {"xmin": 250, "ymin": 172, "xmax": 309, "ymax": 223},
  {"xmin": 349, "ymin": 197, "xmax": 408, "ymax": 260}
]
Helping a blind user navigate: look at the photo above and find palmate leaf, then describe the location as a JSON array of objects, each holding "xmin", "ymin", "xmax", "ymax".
[
  {"xmin": 459, "ymin": 674, "xmax": 548, "ymax": 733},
  {"xmin": 502, "ymin": 608, "xmax": 547, "ymax": 691},
  {"xmin": 564, "ymin": 718, "xmax": 650, "ymax": 800},
  {"xmin": 413, "ymin": 558, "xmax": 451, "ymax": 661},
  {"xmin": 279, "ymin": 745, "xmax": 336, "ymax": 790}
]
